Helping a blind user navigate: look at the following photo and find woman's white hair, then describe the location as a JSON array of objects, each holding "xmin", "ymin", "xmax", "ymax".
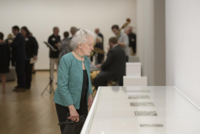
[{"xmin": 70, "ymin": 29, "xmax": 95, "ymax": 51}]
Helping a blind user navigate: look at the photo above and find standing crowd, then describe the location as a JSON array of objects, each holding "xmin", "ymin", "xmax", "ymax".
[
  {"xmin": 0, "ymin": 24, "xmax": 136, "ymax": 94},
  {"xmin": 0, "ymin": 26, "xmax": 38, "ymax": 93}
]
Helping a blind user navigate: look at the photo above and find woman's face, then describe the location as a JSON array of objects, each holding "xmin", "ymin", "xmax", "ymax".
[
  {"xmin": 80, "ymin": 36, "xmax": 94, "ymax": 56},
  {"xmin": 21, "ymin": 29, "xmax": 26, "ymax": 37}
]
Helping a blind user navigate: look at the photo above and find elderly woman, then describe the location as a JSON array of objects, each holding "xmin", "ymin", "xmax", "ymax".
[{"xmin": 54, "ymin": 29, "xmax": 94, "ymax": 133}]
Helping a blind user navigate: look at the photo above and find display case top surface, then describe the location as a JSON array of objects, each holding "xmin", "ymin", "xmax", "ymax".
[{"xmin": 81, "ymin": 86, "xmax": 200, "ymax": 134}]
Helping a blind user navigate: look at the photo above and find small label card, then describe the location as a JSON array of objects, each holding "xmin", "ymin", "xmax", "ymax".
[
  {"xmin": 130, "ymin": 102, "xmax": 155, "ymax": 107},
  {"xmin": 129, "ymin": 90, "xmax": 150, "ymax": 93},
  {"xmin": 140, "ymin": 124, "xmax": 164, "ymax": 127},
  {"xmin": 128, "ymin": 95, "xmax": 150, "ymax": 99},
  {"xmin": 134, "ymin": 111, "xmax": 157, "ymax": 116}
]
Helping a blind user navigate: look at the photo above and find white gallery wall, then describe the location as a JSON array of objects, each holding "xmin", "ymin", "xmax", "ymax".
[
  {"xmin": 136, "ymin": 0, "xmax": 166, "ymax": 86},
  {"xmin": 0, "ymin": 0, "xmax": 136, "ymax": 70},
  {"xmin": 166, "ymin": 0, "xmax": 200, "ymax": 107},
  {"xmin": 136, "ymin": 0, "xmax": 155, "ymax": 85}
]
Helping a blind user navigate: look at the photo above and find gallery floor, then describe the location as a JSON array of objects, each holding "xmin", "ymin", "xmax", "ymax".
[{"xmin": 0, "ymin": 71, "xmax": 60, "ymax": 134}]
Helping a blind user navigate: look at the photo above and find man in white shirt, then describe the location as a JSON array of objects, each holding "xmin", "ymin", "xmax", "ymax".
[{"xmin": 111, "ymin": 25, "xmax": 129, "ymax": 62}]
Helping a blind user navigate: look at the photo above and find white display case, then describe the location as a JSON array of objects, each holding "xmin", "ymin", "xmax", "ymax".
[{"xmin": 81, "ymin": 86, "xmax": 200, "ymax": 134}]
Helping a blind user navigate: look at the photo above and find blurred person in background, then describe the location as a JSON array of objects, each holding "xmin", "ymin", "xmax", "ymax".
[
  {"xmin": 29, "ymin": 32, "xmax": 37, "ymax": 74},
  {"xmin": 91, "ymin": 28, "xmax": 104, "ymax": 63},
  {"xmin": 10, "ymin": 26, "xmax": 27, "ymax": 92},
  {"xmin": 69, "ymin": 26, "xmax": 77, "ymax": 40},
  {"xmin": 111, "ymin": 25, "xmax": 129, "ymax": 62},
  {"xmin": 0, "ymin": 32, "xmax": 10, "ymax": 94},
  {"xmin": 126, "ymin": 26, "xmax": 137, "ymax": 55},
  {"xmin": 21, "ymin": 26, "xmax": 39, "ymax": 90},
  {"xmin": 58, "ymin": 31, "xmax": 71, "ymax": 63},
  {"xmin": 95, "ymin": 36, "xmax": 104, "ymax": 64},
  {"xmin": 54, "ymin": 29, "xmax": 94, "ymax": 134},
  {"xmin": 48, "ymin": 27, "xmax": 60, "ymax": 82},
  {"xmin": 95, "ymin": 28, "xmax": 104, "ymax": 46},
  {"xmin": 5, "ymin": 34, "xmax": 14, "ymax": 66}
]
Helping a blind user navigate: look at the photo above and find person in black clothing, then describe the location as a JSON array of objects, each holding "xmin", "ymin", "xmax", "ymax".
[
  {"xmin": 91, "ymin": 28, "xmax": 104, "ymax": 63},
  {"xmin": 126, "ymin": 26, "xmax": 137, "ymax": 54},
  {"xmin": 95, "ymin": 36, "xmax": 104, "ymax": 64},
  {"xmin": 21, "ymin": 26, "xmax": 39, "ymax": 89},
  {"xmin": 0, "ymin": 32, "xmax": 10, "ymax": 94},
  {"xmin": 10, "ymin": 26, "xmax": 27, "ymax": 92},
  {"xmin": 93, "ymin": 37, "xmax": 126, "ymax": 89},
  {"xmin": 5, "ymin": 34, "xmax": 14, "ymax": 66},
  {"xmin": 48, "ymin": 27, "xmax": 60, "ymax": 81},
  {"xmin": 95, "ymin": 28, "xmax": 104, "ymax": 46}
]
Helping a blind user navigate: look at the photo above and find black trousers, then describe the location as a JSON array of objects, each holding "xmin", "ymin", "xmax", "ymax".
[
  {"xmin": 90, "ymin": 53, "xmax": 104, "ymax": 64},
  {"xmin": 55, "ymin": 103, "xmax": 88, "ymax": 134},
  {"xmin": 93, "ymin": 71, "xmax": 115, "ymax": 89},
  {"xmin": 97, "ymin": 54, "xmax": 104, "ymax": 64},
  {"xmin": 126, "ymin": 56, "xmax": 129, "ymax": 62},
  {"xmin": 93, "ymin": 71, "xmax": 124, "ymax": 89},
  {"xmin": 25, "ymin": 60, "xmax": 33, "ymax": 89},
  {"xmin": 16, "ymin": 61, "xmax": 26, "ymax": 88}
]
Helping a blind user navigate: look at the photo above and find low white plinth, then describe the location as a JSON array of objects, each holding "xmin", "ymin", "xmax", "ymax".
[
  {"xmin": 123, "ymin": 76, "xmax": 147, "ymax": 86},
  {"xmin": 126, "ymin": 62, "xmax": 141, "ymax": 77}
]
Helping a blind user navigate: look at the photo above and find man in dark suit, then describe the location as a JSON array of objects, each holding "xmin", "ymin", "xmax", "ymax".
[
  {"xmin": 10, "ymin": 26, "xmax": 27, "ymax": 92},
  {"xmin": 48, "ymin": 27, "xmax": 60, "ymax": 81},
  {"xmin": 93, "ymin": 37, "xmax": 126, "ymax": 89}
]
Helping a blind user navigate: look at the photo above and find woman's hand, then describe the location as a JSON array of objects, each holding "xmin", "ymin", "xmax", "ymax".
[
  {"xmin": 88, "ymin": 94, "xmax": 93, "ymax": 109},
  {"xmin": 68, "ymin": 105, "xmax": 79, "ymax": 122}
]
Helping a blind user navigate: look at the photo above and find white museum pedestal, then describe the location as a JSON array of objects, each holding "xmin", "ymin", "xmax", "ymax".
[
  {"xmin": 126, "ymin": 62, "xmax": 141, "ymax": 77},
  {"xmin": 124, "ymin": 62, "xmax": 147, "ymax": 86}
]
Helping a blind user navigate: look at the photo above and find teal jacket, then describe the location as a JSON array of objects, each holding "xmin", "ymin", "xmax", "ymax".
[{"xmin": 54, "ymin": 53, "xmax": 93, "ymax": 109}]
